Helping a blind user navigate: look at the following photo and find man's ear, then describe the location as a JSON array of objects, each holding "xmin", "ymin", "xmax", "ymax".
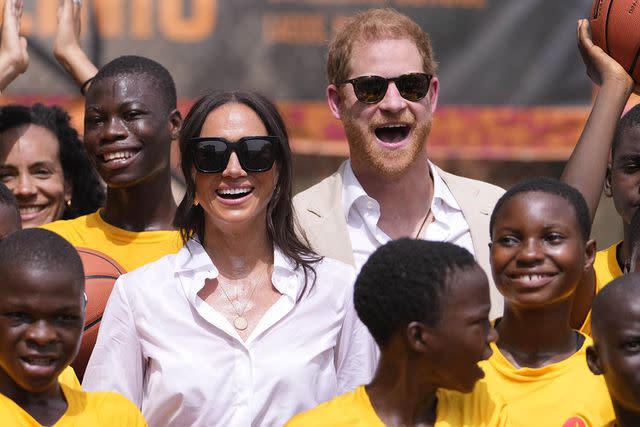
[
  {"xmin": 604, "ymin": 161, "xmax": 613, "ymax": 198},
  {"xmin": 584, "ymin": 239, "xmax": 596, "ymax": 272},
  {"xmin": 586, "ymin": 345, "xmax": 604, "ymax": 375},
  {"xmin": 168, "ymin": 109, "xmax": 183, "ymax": 140},
  {"xmin": 428, "ymin": 76, "xmax": 439, "ymax": 114},
  {"xmin": 327, "ymin": 84, "xmax": 343, "ymax": 120},
  {"xmin": 406, "ymin": 321, "xmax": 429, "ymax": 353}
]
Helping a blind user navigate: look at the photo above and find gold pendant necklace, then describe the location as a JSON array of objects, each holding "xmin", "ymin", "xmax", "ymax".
[{"xmin": 218, "ymin": 275, "xmax": 262, "ymax": 331}]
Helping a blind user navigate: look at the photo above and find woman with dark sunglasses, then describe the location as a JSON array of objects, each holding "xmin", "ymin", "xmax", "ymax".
[{"xmin": 83, "ymin": 91, "xmax": 376, "ymax": 426}]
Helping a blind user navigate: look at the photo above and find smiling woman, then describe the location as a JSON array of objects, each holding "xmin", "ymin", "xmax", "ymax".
[
  {"xmin": 82, "ymin": 91, "xmax": 377, "ymax": 426},
  {"xmin": 0, "ymin": 104, "xmax": 105, "ymax": 229}
]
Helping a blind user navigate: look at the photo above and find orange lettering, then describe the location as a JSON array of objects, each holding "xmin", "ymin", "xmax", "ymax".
[
  {"xmin": 93, "ymin": 0, "xmax": 124, "ymax": 37},
  {"xmin": 159, "ymin": 0, "xmax": 216, "ymax": 42},
  {"xmin": 131, "ymin": 0, "xmax": 154, "ymax": 39}
]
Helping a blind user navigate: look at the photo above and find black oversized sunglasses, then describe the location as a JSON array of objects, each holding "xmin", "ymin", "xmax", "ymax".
[
  {"xmin": 339, "ymin": 72, "xmax": 432, "ymax": 104},
  {"xmin": 189, "ymin": 136, "xmax": 279, "ymax": 173}
]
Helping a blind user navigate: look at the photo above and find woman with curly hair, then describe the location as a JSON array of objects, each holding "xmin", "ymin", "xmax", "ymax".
[{"xmin": 0, "ymin": 103, "xmax": 105, "ymax": 228}]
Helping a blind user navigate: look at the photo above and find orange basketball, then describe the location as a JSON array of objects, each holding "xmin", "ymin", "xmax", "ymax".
[
  {"xmin": 73, "ymin": 247, "xmax": 125, "ymax": 380},
  {"xmin": 590, "ymin": 0, "xmax": 640, "ymax": 82}
]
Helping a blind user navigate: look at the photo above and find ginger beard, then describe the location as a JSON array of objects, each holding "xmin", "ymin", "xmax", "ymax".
[{"xmin": 342, "ymin": 109, "xmax": 431, "ymax": 180}]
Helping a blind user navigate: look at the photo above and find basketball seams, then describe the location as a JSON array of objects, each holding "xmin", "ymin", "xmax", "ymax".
[
  {"xmin": 76, "ymin": 247, "xmax": 125, "ymax": 274},
  {"xmin": 604, "ymin": 0, "xmax": 615, "ymax": 54}
]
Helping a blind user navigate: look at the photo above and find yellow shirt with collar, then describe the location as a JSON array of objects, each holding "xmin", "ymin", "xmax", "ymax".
[
  {"xmin": 479, "ymin": 334, "xmax": 614, "ymax": 426},
  {"xmin": 59, "ymin": 366, "xmax": 81, "ymax": 390},
  {"xmin": 285, "ymin": 384, "xmax": 508, "ymax": 427},
  {"xmin": 0, "ymin": 383, "xmax": 146, "ymax": 426},
  {"xmin": 579, "ymin": 241, "xmax": 623, "ymax": 336},
  {"xmin": 41, "ymin": 210, "xmax": 182, "ymax": 272}
]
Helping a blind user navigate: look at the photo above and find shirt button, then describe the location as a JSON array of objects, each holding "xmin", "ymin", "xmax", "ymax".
[{"xmin": 366, "ymin": 201, "xmax": 374, "ymax": 210}]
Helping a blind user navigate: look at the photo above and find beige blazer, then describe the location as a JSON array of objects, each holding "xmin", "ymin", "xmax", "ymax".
[{"xmin": 293, "ymin": 161, "xmax": 505, "ymax": 319}]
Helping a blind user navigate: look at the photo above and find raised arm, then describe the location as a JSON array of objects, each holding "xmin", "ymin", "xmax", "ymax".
[
  {"xmin": 53, "ymin": 0, "xmax": 97, "ymax": 94},
  {"xmin": 0, "ymin": 0, "xmax": 28, "ymax": 91},
  {"xmin": 561, "ymin": 19, "xmax": 636, "ymax": 221}
]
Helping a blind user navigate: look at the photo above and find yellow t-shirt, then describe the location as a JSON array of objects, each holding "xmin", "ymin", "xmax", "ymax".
[
  {"xmin": 0, "ymin": 383, "xmax": 146, "ymax": 426},
  {"xmin": 579, "ymin": 241, "xmax": 623, "ymax": 336},
  {"xmin": 41, "ymin": 210, "xmax": 183, "ymax": 272},
  {"xmin": 480, "ymin": 334, "xmax": 614, "ymax": 426},
  {"xmin": 285, "ymin": 384, "xmax": 508, "ymax": 427},
  {"xmin": 59, "ymin": 366, "xmax": 81, "ymax": 390}
]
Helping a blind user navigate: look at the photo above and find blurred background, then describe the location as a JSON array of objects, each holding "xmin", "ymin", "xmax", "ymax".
[{"xmin": 2, "ymin": 0, "xmax": 633, "ymax": 249}]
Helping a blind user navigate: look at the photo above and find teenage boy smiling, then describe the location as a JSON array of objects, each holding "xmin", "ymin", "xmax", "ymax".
[{"xmin": 293, "ymin": 8, "xmax": 505, "ymax": 319}]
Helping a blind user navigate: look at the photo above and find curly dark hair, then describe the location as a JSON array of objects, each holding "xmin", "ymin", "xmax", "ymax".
[
  {"xmin": 174, "ymin": 90, "xmax": 322, "ymax": 294},
  {"xmin": 0, "ymin": 103, "xmax": 105, "ymax": 219},
  {"xmin": 354, "ymin": 238, "xmax": 478, "ymax": 347}
]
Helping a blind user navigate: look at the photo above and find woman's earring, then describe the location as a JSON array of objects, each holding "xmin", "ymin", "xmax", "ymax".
[
  {"xmin": 66, "ymin": 199, "xmax": 72, "ymax": 207},
  {"xmin": 193, "ymin": 196, "xmax": 199, "ymax": 207}
]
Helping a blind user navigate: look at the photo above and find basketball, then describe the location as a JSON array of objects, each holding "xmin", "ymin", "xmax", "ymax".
[
  {"xmin": 590, "ymin": 0, "xmax": 640, "ymax": 82},
  {"xmin": 73, "ymin": 247, "xmax": 125, "ymax": 380}
]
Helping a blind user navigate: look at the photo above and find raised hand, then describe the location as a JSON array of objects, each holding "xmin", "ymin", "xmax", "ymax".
[
  {"xmin": 53, "ymin": 0, "xmax": 97, "ymax": 93},
  {"xmin": 0, "ymin": 0, "xmax": 29, "ymax": 90},
  {"xmin": 577, "ymin": 18, "xmax": 638, "ymax": 93}
]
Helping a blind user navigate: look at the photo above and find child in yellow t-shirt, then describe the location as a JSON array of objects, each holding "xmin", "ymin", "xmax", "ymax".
[
  {"xmin": 0, "ymin": 229, "xmax": 146, "ymax": 426},
  {"xmin": 287, "ymin": 239, "xmax": 508, "ymax": 426},
  {"xmin": 484, "ymin": 178, "xmax": 614, "ymax": 426},
  {"xmin": 0, "ymin": 183, "xmax": 83, "ymax": 392},
  {"xmin": 588, "ymin": 273, "xmax": 640, "ymax": 427}
]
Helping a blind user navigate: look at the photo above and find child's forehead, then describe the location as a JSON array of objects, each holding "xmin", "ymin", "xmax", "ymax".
[
  {"xmin": 0, "ymin": 264, "xmax": 83, "ymax": 301},
  {"xmin": 500, "ymin": 191, "xmax": 574, "ymax": 219},
  {"xmin": 615, "ymin": 127, "xmax": 640, "ymax": 157}
]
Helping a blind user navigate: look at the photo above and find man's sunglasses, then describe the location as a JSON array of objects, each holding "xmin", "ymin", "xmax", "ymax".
[
  {"xmin": 189, "ymin": 136, "xmax": 279, "ymax": 173},
  {"xmin": 339, "ymin": 73, "xmax": 432, "ymax": 104}
]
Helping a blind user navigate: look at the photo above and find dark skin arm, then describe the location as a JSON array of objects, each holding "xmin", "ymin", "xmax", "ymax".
[{"xmin": 563, "ymin": 20, "xmax": 636, "ymax": 330}]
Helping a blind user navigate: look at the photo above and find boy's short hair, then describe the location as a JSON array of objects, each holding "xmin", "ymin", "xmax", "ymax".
[
  {"xmin": 326, "ymin": 8, "xmax": 437, "ymax": 85},
  {"xmin": 489, "ymin": 177, "xmax": 591, "ymax": 241},
  {"xmin": 0, "ymin": 182, "xmax": 19, "ymax": 221},
  {"xmin": 612, "ymin": 103, "xmax": 640, "ymax": 157},
  {"xmin": 591, "ymin": 273, "xmax": 640, "ymax": 337},
  {"xmin": 354, "ymin": 238, "xmax": 476, "ymax": 347},
  {"xmin": 90, "ymin": 55, "xmax": 177, "ymax": 112},
  {"xmin": 0, "ymin": 229, "xmax": 84, "ymax": 283}
]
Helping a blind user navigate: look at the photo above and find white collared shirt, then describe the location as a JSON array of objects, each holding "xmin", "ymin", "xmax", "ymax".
[
  {"xmin": 343, "ymin": 160, "xmax": 475, "ymax": 271},
  {"xmin": 83, "ymin": 240, "xmax": 376, "ymax": 427}
]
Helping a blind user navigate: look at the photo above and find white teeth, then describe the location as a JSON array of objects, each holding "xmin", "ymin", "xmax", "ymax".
[
  {"xmin": 218, "ymin": 188, "xmax": 251, "ymax": 195},
  {"xmin": 103, "ymin": 150, "xmax": 136, "ymax": 162},
  {"xmin": 19, "ymin": 206, "xmax": 44, "ymax": 214},
  {"xmin": 519, "ymin": 274, "xmax": 547, "ymax": 282},
  {"xmin": 24, "ymin": 358, "xmax": 53, "ymax": 366},
  {"xmin": 380, "ymin": 124, "xmax": 406, "ymax": 129}
]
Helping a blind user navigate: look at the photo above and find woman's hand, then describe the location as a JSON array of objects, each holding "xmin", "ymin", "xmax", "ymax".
[
  {"xmin": 577, "ymin": 18, "xmax": 639, "ymax": 94},
  {"xmin": 0, "ymin": 0, "xmax": 29, "ymax": 91},
  {"xmin": 53, "ymin": 0, "xmax": 97, "ymax": 92}
]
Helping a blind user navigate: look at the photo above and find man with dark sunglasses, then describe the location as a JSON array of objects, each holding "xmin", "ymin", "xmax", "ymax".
[{"xmin": 293, "ymin": 8, "xmax": 505, "ymax": 319}]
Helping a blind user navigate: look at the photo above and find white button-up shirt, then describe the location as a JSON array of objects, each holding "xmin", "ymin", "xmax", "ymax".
[
  {"xmin": 343, "ymin": 160, "xmax": 475, "ymax": 271},
  {"xmin": 83, "ymin": 240, "xmax": 376, "ymax": 427}
]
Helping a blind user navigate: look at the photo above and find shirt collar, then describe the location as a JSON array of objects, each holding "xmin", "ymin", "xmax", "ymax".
[
  {"xmin": 342, "ymin": 159, "xmax": 462, "ymax": 218},
  {"xmin": 173, "ymin": 239, "xmax": 301, "ymax": 299},
  {"xmin": 429, "ymin": 161, "xmax": 462, "ymax": 212},
  {"xmin": 342, "ymin": 160, "xmax": 371, "ymax": 221}
]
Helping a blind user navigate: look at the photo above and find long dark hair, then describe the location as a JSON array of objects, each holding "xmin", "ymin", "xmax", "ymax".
[
  {"xmin": 174, "ymin": 91, "xmax": 322, "ymax": 291},
  {"xmin": 0, "ymin": 104, "xmax": 105, "ymax": 219}
]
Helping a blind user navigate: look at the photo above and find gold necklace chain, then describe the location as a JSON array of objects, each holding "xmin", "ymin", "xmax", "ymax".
[{"xmin": 217, "ymin": 273, "xmax": 263, "ymax": 331}]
